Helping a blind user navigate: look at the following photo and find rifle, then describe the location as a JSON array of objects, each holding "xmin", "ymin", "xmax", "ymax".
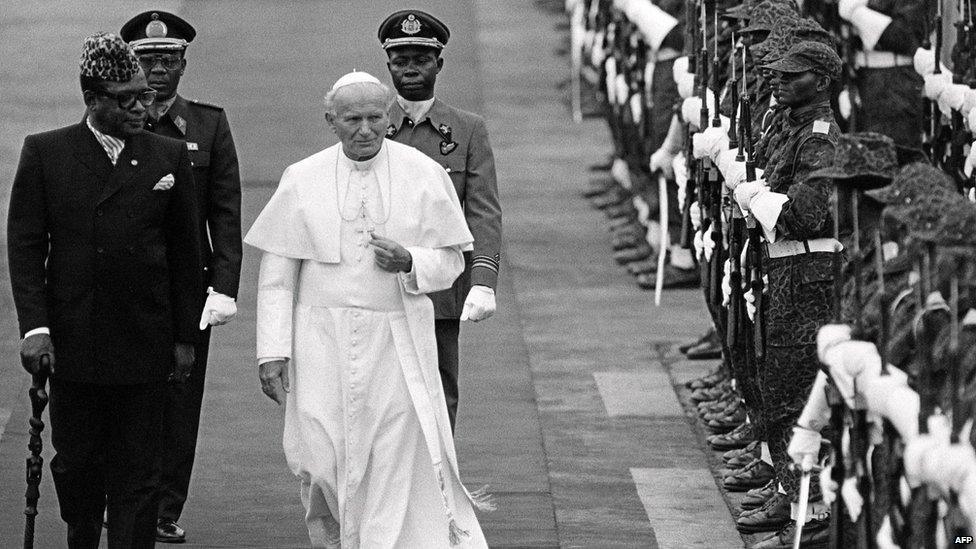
[
  {"xmin": 679, "ymin": 0, "xmax": 700, "ymax": 249},
  {"xmin": 727, "ymin": 42, "xmax": 744, "ymax": 350},
  {"xmin": 740, "ymin": 45, "xmax": 764, "ymax": 361},
  {"xmin": 826, "ymin": 184, "xmax": 847, "ymax": 549},
  {"xmin": 709, "ymin": 7, "xmax": 724, "ymax": 309},
  {"xmin": 949, "ymin": 5, "xmax": 974, "ymax": 188}
]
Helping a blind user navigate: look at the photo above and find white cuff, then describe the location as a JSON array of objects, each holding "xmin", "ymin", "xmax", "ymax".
[
  {"xmin": 749, "ymin": 190, "xmax": 789, "ymax": 241},
  {"xmin": 258, "ymin": 357, "xmax": 288, "ymax": 366},
  {"xmin": 24, "ymin": 327, "xmax": 50, "ymax": 339},
  {"xmin": 398, "ymin": 261, "xmax": 420, "ymax": 293},
  {"xmin": 849, "ymin": 6, "xmax": 892, "ymax": 51}
]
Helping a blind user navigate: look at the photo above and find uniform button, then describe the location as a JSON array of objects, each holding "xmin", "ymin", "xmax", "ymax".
[
  {"xmin": 130, "ymin": 159, "xmax": 138, "ymax": 166},
  {"xmin": 96, "ymin": 209, "xmax": 103, "ymax": 216},
  {"xmin": 96, "ymin": 247, "xmax": 104, "ymax": 254}
]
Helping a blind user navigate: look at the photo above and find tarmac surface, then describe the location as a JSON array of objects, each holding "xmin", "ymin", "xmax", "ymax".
[{"xmin": 0, "ymin": 1, "xmax": 744, "ymax": 547}]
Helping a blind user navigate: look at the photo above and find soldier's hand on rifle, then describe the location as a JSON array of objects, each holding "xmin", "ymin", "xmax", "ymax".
[
  {"xmin": 692, "ymin": 126, "xmax": 729, "ymax": 161},
  {"xmin": 721, "ymin": 259, "xmax": 732, "ymax": 307},
  {"xmin": 20, "ymin": 333, "xmax": 55, "ymax": 376},
  {"xmin": 965, "ymin": 143, "xmax": 976, "ymax": 177},
  {"xmin": 733, "ymin": 180, "xmax": 764, "ymax": 212},
  {"xmin": 649, "ymin": 147, "xmax": 675, "ymax": 178},
  {"xmin": 744, "ymin": 288, "xmax": 756, "ymax": 321},
  {"xmin": 170, "ymin": 342, "xmax": 195, "ymax": 383},
  {"xmin": 259, "ymin": 359, "xmax": 289, "ymax": 405},
  {"xmin": 913, "ymin": 47, "xmax": 936, "ymax": 76},
  {"xmin": 838, "ymin": 0, "xmax": 868, "ymax": 21},
  {"xmin": 788, "ymin": 426, "xmax": 822, "ymax": 472}
]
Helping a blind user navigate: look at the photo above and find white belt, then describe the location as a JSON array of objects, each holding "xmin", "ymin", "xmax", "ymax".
[
  {"xmin": 656, "ymin": 48, "xmax": 680, "ymax": 62},
  {"xmin": 765, "ymin": 238, "xmax": 843, "ymax": 258},
  {"xmin": 855, "ymin": 50, "xmax": 913, "ymax": 69}
]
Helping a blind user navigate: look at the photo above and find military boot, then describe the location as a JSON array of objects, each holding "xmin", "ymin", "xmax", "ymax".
[
  {"xmin": 701, "ymin": 398, "xmax": 741, "ymax": 421},
  {"xmin": 735, "ymin": 492, "xmax": 790, "ymax": 533},
  {"xmin": 749, "ymin": 518, "xmax": 829, "ymax": 549},
  {"xmin": 581, "ymin": 175, "xmax": 616, "ymax": 198},
  {"xmin": 613, "ymin": 242, "xmax": 653, "ymax": 265},
  {"xmin": 640, "ymin": 264, "xmax": 699, "ymax": 289},
  {"xmin": 723, "ymin": 458, "xmax": 775, "ymax": 492},
  {"xmin": 611, "ymin": 227, "xmax": 645, "ymax": 250},
  {"xmin": 689, "ymin": 381, "xmax": 732, "ymax": 403},
  {"xmin": 709, "ymin": 423, "xmax": 756, "ymax": 451},
  {"xmin": 604, "ymin": 200, "xmax": 638, "ymax": 220},
  {"xmin": 685, "ymin": 336, "xmax": 723, "ymax": 360},
  {"xmin": 740, "ymin": 480, "xmax": 777, "ymax": 511},
  {"xmin": 723, "ymin": 440, "xmax": 759, "ymax": 464},
  {"xmin": 685, "ymin": 366, "xmax": 725, "ymax": 389},
  {"xmin": 680, "ymin": 328, "xmax": 716, "ymax": 355},
  {"xmin": 589, "ymin": 186, "xmax": 631, "ymax": 209},
  {"xmin": 608, "ymin": 214, "xmax": 639, "ymax": 230},
  {"xmin": 726, "ymin": 443, "xmax": 761, "ymax": 469},
  {"xmin": 706, "ymin": 407, "xmax": 746, "ymax": 433},
  {"xmin": 626, "ymin": 258, "xmax": 657, "ymax": 275}
]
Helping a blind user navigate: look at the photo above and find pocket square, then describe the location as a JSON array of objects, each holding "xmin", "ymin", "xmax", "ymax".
[{"xmin": 153, "ymin": 174, "xmax": 175, "ymax": 191}]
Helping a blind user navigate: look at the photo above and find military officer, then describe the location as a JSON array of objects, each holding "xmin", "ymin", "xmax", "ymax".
[
  {"xmin": 120, "ymin": 10, "xmax": 243, "ymax": 543},
  {"xmin": 378, "ymin": 10, "xmax": 503, "ymax": 431}
]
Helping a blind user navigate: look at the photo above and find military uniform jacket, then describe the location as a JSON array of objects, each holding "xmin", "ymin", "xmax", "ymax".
[
  {"xmin": 762, "ymin": 100, "xmax": 840, "ymax": 346},
  {"xmin": 7, "ymin": 123, "xmax": 203, "ymax": 384},
  {"xmin": 867, "ymin": 0, "xmax": 927, "ymax": 56},
  {"xmin": 148, "ymin": 95, "xmax": 243, "ymax": 298},
  {"xmin": 387, "ymin": 99, "xmax": 502, "ymax": 319}
]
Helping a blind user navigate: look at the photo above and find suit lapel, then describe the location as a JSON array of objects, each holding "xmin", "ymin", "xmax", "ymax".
[
  {"xmin": 70, "ymin": 122, "xmax": 114, "ymax": 180},
  {"xmin": 97, "ymin": 132, "xmax": 147, "ymax": 205}
]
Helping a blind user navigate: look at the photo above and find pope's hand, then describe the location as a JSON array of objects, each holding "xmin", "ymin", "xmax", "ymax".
[
  {"xmin": 259, "ymin": 360, "xmax": 290, "ymax": 405},
  {"xmin": 461, "ymin": 285, "xmax": 496, "ymax": 322},
  {"xmin": 21, "ymin": 333, "xmax": 55, "ymax": 375},
  {"xmin": 370, "ymin": 235, "xmax": 413, "ymax": 273},
  {"xmin": 170, "ymin": 343, "xmax": 195, "ymax": 383},
  {"xmin": 199, "ymin": 290, "xmax": 237, "ymax": 330}
]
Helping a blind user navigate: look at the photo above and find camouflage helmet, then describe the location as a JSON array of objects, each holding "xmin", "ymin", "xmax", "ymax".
[
  {"xmin": 865, "ymin": 162, "xmax": 957, "ymax": 206},
  {"xmin": 763, "ymin": 39, "xmax": 843, "ymax": 80},
  {"xmin": 753, "ymin": 18, "xmax": 832, "ymax": 65},
  {"xmin": 739, "ymin": 0, "xmax": 801, "ymax": 32},
  {"xmin": 807, "ymin": 132, "xmax": 899, "ymax": 189}
]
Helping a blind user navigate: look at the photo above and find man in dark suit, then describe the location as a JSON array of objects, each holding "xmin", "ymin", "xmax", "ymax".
[
  {"xmin": 119, "ymin": 11, "xmax": 243, "ymax": 543},
  {"xmin": 378, "ymin": 10, "xmax": 503, "ymax": 431},
  {"xmin": 6, "ymin": 32, "xmax": 202, "ymax": 548}
]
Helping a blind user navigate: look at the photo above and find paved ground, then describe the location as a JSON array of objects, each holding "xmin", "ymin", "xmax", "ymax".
[{"xmin": 0, "ymin": 1, "xmax": 745, "ymax": 547}]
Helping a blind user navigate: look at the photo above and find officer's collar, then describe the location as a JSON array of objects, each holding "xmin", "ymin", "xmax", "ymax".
[
  {"xmin": 155, "ymin": 94, "xmax": 189, "ymax": 135},
  {"xmin": 389, "ymin": 97, "xmax": 449, "ymax": 131},
  {"xmin": 787, "ymin": 99, "xmax": 832, "ymax": 127}
]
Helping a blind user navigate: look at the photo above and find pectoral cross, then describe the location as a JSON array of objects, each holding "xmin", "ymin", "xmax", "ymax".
[{"xmin": 354, "ymin": 222, "xmax": 375, "ymax": 262}]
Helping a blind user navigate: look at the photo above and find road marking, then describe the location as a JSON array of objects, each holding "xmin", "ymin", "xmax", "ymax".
[
  {"xmin": 593, "ymin": 371, "xmax": 683, "ymax": 417},
  {"xmin": 631, "ymin": 467, "xmax": 741, "ymax": 548}
]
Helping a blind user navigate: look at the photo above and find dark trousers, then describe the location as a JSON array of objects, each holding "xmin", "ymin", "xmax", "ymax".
[
  {"xmin": 49, "ymin": 378, "xmax": 164, "ymax": 549},
  {"xmin": 435, "ymin": 319, "xmax": 461, "ymax": 432},
  {"xmin": 157, "ymin": 331, "xmax": 211, "ymax": 521}
]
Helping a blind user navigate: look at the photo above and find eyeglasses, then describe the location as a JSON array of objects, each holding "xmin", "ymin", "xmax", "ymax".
[
  {"xmin": 137, "ymin": 54, "xmax": 183, "ymax": 71},
  {"xmin": 95, "ymin": 88, "xmax": 157, "ymax": 110}
]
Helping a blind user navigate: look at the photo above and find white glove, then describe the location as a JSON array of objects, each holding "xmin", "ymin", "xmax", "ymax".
[
  {"xmin": 693, "ymin": 229, "xmax": 705, "ymax": 258},
  {"xmin": 692, "ymin": 126, "xmax": 730, "ymax": 160},
  {"xmin": 816, "ymin": 323, "xmax": 852, "ymax": 363},
  {"xmin": 838, "ymin": 0, "xmax": 869, "ymax": 20},
  {"xmin": 842, "ymin": 476, "xmax": 865, "ymax": 522},
  {"xmin": 722, "ymin": 161, "xmax": 749, "ymax": 191},
  {"xmin": 721, "ymin": 258, "xmax": 732, "ymax": 307},
  {"xmin": 744, "ymin": 287, "xmax": 756, "ymax": 321},
  {"xmin": 958, "ymin": 473, "xmax": 976, "ymax": 529},
  {"xmin": 918, "ymin": 443, "xmax": 976, "ymax": 495},
  {"xmin": 822, "ymin": 340, "xmax": 883, "ymax": 408},
  {"xmin": 788, "ymin": 426, "xmax": 822, "ymax": 471},
  {"xmin": 460, "ymin": 285, "xmax": 496, "ymax": 322},
  {"xmin": 965, "ymin": 143, "xmax": 976, "ymax": 178},
  {"xmin": 689, "ymin": 201, "xmax": 702, "ymax": 231},
  {"xmin": 649, "ymin": 147, "xmax": 676, "ymax": 178},
  {"xmin": 924, "ymin": 72, "xmax": 951, "ymax": 101},
  {"xmin": 672, "ymin": 56, "xmax": 689, "ymax": 81},
  {"xmin": 939, "ymin": 83, "xmax": 969, "ymax": 114},
  {"xmin": 733, "ymin": 180, "xmax": 764, "ymax": 212},
  {"xmin": 702, "ymin": 227, "xmax": 716, "ymax": 263},
  {"xmin": 913, "ymin": 47, "xmax": 935, "ymax": 76},
  {"xmin": 968, "ymin": 106, "xmax": 976, "ymax": 133},
  {"xmin": 820, "ymin": 463, "xmax": 838, "ymax": 506},
  {"xmin": 903, "ymin": 434, "xmax": 945, "ymax": 488},
  {"xmin": 673, "ymin": 153, "xmax": 688, "ymax": 205},
  {"xmin": 199, "ymin": 288, "xmax": 237, "ymax": 330},
  {"xmin": 681, "ymin": 92, "xmax": 715, "ymax": 129},
  {"xmin": 838, "ymin": 88, "xmax": 853, "ymax": 120}
]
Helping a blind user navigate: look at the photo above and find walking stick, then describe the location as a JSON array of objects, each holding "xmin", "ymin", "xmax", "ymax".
[{"xmin": 24, "ymin": 354, "xmax": 51, "ymax": 549}]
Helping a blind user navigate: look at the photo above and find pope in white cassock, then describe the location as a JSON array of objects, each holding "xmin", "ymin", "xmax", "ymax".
[{"xmin": 244, "ymin": 71, "xmax": 491, "ymax": 548}]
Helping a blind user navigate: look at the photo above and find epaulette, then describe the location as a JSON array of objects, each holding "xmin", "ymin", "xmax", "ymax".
[
  {"xmin": 812, "ymin": 120, "xmax": 830, "ymax": 135},
  {"xmin": 187, "ymin": 98, "xmax": 223, "ymax": 111}
]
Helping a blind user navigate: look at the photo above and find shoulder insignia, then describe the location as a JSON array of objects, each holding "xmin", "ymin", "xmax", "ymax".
[
  {"xmin": 812, "ymin": 120, "xmax": 830, "ymax": 135},
  {"xmin": 187, "ymin": 98, "xmax": 223, "ymax": 111}
]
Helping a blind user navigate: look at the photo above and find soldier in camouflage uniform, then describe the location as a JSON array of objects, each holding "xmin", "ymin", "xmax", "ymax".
[{"xmin": 729, "ymin": 41, "xmax": 843, "ymax": 545}]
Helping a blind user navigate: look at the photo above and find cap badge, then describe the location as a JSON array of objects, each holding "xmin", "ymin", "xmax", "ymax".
[
  {"xmin": 401, "ymin": 14, "xmax": 422, "ymax": 35},
  {"xmin": 146, "ymin": 13, "xmax": 168, "ymax": 38},
  {"xmin": 440, "ymin": 141, "xmax": 457, "ymax": 155},
  {"xmin": 386, "ymin": 124, "xmax": 398, "ymax": 138}
]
